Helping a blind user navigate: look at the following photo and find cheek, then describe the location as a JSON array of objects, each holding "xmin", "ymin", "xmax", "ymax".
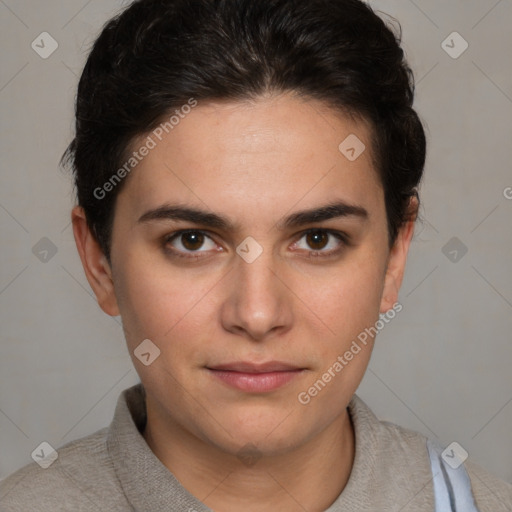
[
  {"xmin": 293, "ymin": 259, "xmax": 386, "ymax": 414},
  {"xmin": 112, "ymin": 252, "xmax": 213, "ymax": 350},
  {"xmin": 295, "ymin": 250, "xmax": 387, "ymax": 343},
  {"xmin": 113, "ymin": 260, "xmax": 219, "ymax": 395}
]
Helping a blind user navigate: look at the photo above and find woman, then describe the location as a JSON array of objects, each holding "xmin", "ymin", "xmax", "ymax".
[{"xmin": 2, "ymin": 0, "xmax": 510, "ymax": 510}]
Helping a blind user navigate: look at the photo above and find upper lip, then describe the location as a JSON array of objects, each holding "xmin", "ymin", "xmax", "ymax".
[{"xmin": 207, "ymin": 361, "xmax": 303, "ymax": 373}]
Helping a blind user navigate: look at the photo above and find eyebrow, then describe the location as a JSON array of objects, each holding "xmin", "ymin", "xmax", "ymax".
[{"xmin": 137, "ymin": 200, "xmax": 368, "ymax": 231}]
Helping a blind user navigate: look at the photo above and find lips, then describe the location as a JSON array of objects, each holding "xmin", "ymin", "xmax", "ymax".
[
  {"xmin": 209, "ymin": 361, "xmax": 302, "ymax": 373},
  {"xmin": 207, "ymin": 361, "xmax": 305, "ymax": 393}
]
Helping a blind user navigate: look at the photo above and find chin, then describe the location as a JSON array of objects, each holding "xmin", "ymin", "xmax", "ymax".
[{"xmin": 203, "ymin": 406, "xmax": 315, "ymax": 457}]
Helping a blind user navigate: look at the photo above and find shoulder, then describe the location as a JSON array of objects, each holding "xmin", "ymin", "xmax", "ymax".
[
  {"xmin": 347, "ymin": 395, "xmax": 435, "ymax": 509},
  {"xmin": 349, "ymin": 394, "xmax": 432, "ymax": 464},
  {"xmin": 0, "ymin": 427, "xmax": 129, "ymax": 512},
  {"xmin": 466, "ymin": 460, "xmax": 512, "ymax": 511},
  {"xmin": 348, "ymin": 395, "xmax": 512, "ymax": 511}
]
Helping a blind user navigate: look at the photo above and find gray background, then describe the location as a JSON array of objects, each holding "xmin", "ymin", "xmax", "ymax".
[{"xmin": 1, "ymin": 0, "xmax": 511, "ymax": 484}]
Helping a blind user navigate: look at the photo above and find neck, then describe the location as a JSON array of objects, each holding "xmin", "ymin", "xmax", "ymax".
[{"xmin": 143, "ymin": 399, "xmax": 355, "ymax": 512}]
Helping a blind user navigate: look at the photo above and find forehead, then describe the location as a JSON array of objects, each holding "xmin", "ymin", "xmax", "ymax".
[{"xmin": 117, "ymin": 93, "xmax": 382, "ymax": 225}]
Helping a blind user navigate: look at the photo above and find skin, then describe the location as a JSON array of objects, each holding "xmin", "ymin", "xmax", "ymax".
[{"xmin": 72, "ymin": 92, "xmax": 415, "ymax": 511}]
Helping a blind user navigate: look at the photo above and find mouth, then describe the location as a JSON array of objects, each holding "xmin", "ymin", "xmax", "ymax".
[{"xmin": 206, "ymin": 361, "xmax": 306, "ymax": 393}]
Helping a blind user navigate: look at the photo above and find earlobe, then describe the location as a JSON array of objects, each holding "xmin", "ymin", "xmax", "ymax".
[
  {"xmin": 380, "ymin": 200, "xmax": 418, "ymax": 313},
  {"xmin": 71, "ymin": 206, "xmax": 120, "ymax": 317}
]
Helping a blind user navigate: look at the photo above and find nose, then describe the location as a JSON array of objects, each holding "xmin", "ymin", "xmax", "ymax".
[{"xmin": 220, "ymin": 248, "xmax": 293, "ymax": 342}]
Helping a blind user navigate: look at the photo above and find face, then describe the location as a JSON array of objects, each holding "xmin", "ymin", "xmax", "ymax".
[{"xmin": 74, "ymin": 93, "xmax": 413, "ymax": 457}]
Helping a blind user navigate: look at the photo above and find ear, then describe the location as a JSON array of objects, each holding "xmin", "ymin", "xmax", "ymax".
[
  {"xmin": 380, "ymin": 197, "xmax": 417, "ymax": 313},
  {"xmin": 71, "ymin": 206, "xmax": 120, "ymax": 316}
]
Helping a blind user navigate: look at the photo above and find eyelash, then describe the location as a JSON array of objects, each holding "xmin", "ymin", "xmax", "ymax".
[{"xmin": 163, "ymin": 229, "xmax": 349, "ymax": 260}]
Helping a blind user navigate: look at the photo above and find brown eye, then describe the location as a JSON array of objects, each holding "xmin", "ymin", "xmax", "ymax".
[
  {"xmin": 292, "ymin": 229, "xmax": 348, "ymax": 258},
  {"xmin": 164, "ymin": 230, "xmax": 218, "ymax": 258},
  {"xmin": 305, "ymin": 230, "xmax": 329, "ymax": 250},
  {"xmin": 181, "ymin": 231, "xmax": 205, "ymax": 251}
]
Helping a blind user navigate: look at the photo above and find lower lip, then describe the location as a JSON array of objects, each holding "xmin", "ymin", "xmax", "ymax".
[{"xmin": 208, "ymin": 369, "xmax": 304, "ymax": 393}]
